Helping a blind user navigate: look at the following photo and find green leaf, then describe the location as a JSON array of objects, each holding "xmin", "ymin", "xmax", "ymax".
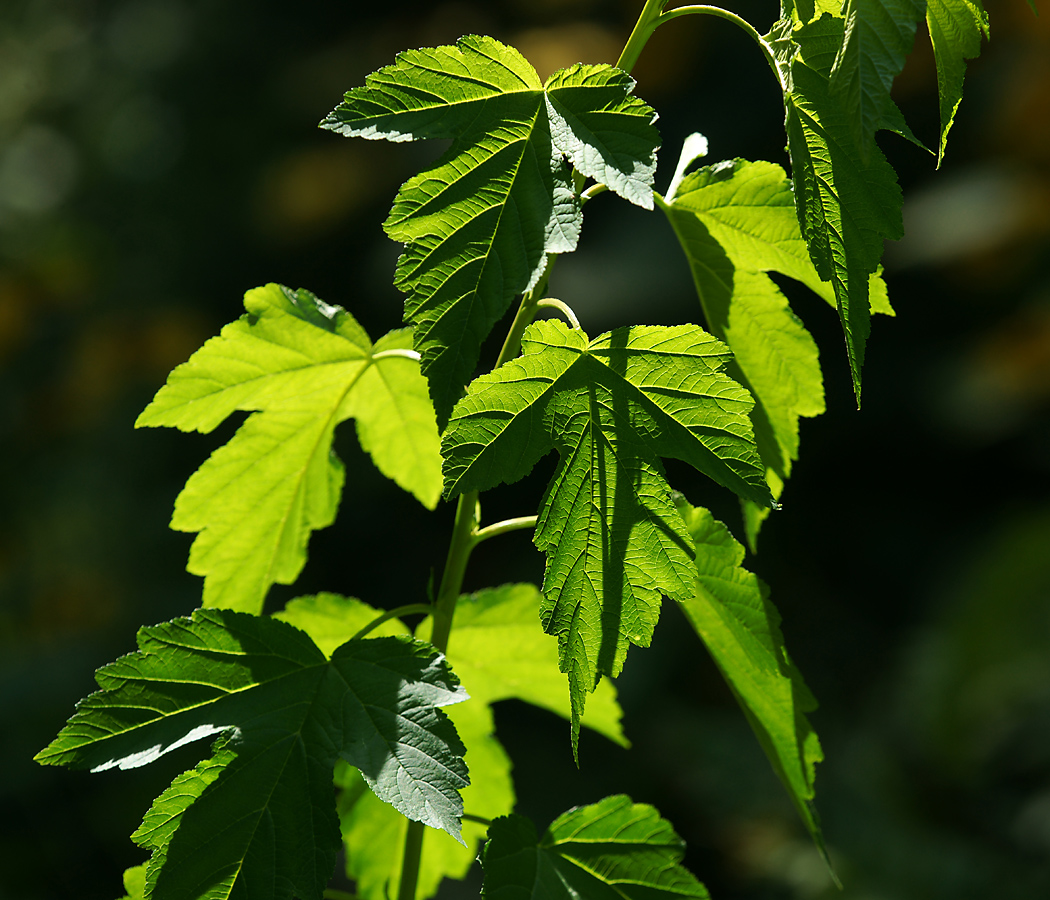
[
  {"xmin": 337, "ymin": 584, "xmax": 628, "ymax": 900},
  {"xmin": 119, "ymin": 864, "xmax": 147, "ymax": 900},
  {"xmin": 321, "ymin": 35, "xmax": 659, "ymax": 426},
  {"xmin": 660, "ymin": 158, "xmax": 827, "ymax": 547},
  {"xmin": 926, "ymin": 0, "xmax": 989, "ymax": 165},
  {"xmin": 443, "ymin": 320, "xmax": 768, "ymax": 750},
  {"xmin": 137, "ymin": 283, "xmax": 442, "ymax": 613},
  {"xmin": 829, "ymin": 0, "xmax": 926, "ymax": 152},
  {"xmin": 480, "ymin": 795, "xmax": 710, "ymax": 900},
  {"xmin": 673, "ymin": 498, "xmax": 828, "ymax": 869},
  {"xmin": 772, "ymin": 13, "xmax": 905, "ymax": 403},
  {"xmin": 36, "ymin": 609, "xmax": 469, "ymax": 900},
  {"xmin": 274, "ymin": 592, "xmax": 410, "ymax": 656}
]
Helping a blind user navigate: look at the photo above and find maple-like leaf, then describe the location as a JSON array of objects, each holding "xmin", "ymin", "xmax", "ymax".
[
  {"xmin": 137, "ymin": 283, "xmax": 442, "ymax": 613},
  {"xmin": 35, "ymin": 609, "xmax": 469, "ymax": 900},
  {"xmin": 442, "ymin": 320, "xmax": 768, "ymax": 751},
  {"xmin": 321, "ymin": 35, "xmax": 660, "ymax": 426}
]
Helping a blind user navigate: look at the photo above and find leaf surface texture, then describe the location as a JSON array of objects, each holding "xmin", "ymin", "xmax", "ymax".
[
  {"xmin": 321, "ymin": 35, "xmax": 659, "ymax": 425},
  {"xmin": 36, "ymin": 609, "xmax": 469, "ymax": 900},
  {"xmin": 137, "ymin": 284, "xmax": 442, "ymax": 613}
]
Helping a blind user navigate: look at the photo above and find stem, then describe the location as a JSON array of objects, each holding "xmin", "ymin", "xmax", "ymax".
[
  {"xmin": 658, "ymin": 5, "xmax": 785, "ymax": 91},
  {"xmin": 536, "ymin": 298, "xmax": 582, "ymax": 330},
  {"xmin": 350, "ymin": 604, "xmax": 432, "ymax": 641},
  {"xmin": 617, "ymin": 0, "xmax": 670, "ymax": 73},
  {"xmin": 473, "ymin": 515, "xmax": 538, "ymax": 544},
  {"xmin": 580, "ymin": 182, "xmax": 608, "ymax": 204},
  {"xmin": 372, "ymin": 347, "xmax": 422, "ymax": 362}
]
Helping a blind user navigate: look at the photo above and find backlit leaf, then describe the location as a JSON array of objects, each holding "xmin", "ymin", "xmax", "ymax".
[
  {"xmin": 36, "ymin": 609, "xmax": 469, "ymax": 900},
  {"xmin": 137, "ymin": 283, "xmax": 442, "ymax": 613},
  {"xmin": 321, "ymin": 35, "xmax": 659, "ymax": 426},
  {"xmin": 674, "ymin": 498, "xmax": 827, "ymax": 867},
  {"xmin": 443, "ymin": 320, "xmax": 768, "ymax": 750},
  {"xmin": 480, "ymin": 795, "xmax": 709, "ymax": 900}
]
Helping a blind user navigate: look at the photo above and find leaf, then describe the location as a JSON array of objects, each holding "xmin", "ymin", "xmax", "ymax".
[
  {"xmin": 442, "ymin": 320, "xmax": 769, "ymax": 751},
  {"xmin": 336, "ymin": 585, "xmax": 627, "ymax": 900},
  {"xmin": 660, "ymin": 157, "xmax": 827, "ymax": 547},
  {"xmin": 35, "ymin": 609, "xmax": 469, "ymax": 900},
  {"xmin": 925, "ymin": 0, "xmax": 989, "ymax": 165},
  {"xmin": 673, "ymin": 497, "xmax": 828, "ymax": 869},
  {"xmin": 829, "ymin": 0, "xmax": 926, "ymax": 152},
  {"xmin": 274, "ymin": 592, "xmax": 410, "ymax": 656},
  {"xmin": 321, "ymin": 35, "xmax": 660, "ymax": 426},
  {"xmin": 137, "ymin": 283, "xmax": 442, "ymax": 613},
  {"xmin": 119, "ymin": 864, "xmax": 147, "ymax": 900},
  {"xmin": 480, "ymin": 795, "xmax": 710, "ymax": 900},
  {"xmin": 772, "ymin": 13, "xmax": 905, "ymax": 404}
]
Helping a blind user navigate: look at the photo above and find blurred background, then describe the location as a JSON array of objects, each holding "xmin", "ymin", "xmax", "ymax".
[{"xmin": 2, "ymin": 1, "xmax": 1049, "ymax": 898}]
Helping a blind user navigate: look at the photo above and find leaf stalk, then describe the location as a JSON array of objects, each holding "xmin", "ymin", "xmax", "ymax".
[
  {"xmin": 536, "ymin": 298, "xmax": 582, "ymax": 330},
  {"xmin": 350, "ymin": 604, "xmax": 433, "ymax": 641},
  {"xmin": 472, "ymin": 515, "xmax": 538, "ymax": 544}
]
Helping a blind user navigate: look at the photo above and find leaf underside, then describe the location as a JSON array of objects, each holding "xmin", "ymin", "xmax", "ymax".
[
  {"xmin": 480, "ymin": 795, "xmax": 710, "ymax": 900},
  {"xmin": 442, "ymin": 319, "xmax": 769, "ymax": 753},
  {"xmin": 321, "ymin": 35, "xmax": 660, "ymax": 426},
  {"xmin": 35, "ymin": 610, "xmax": 469, "ymax": 900},
  {"xmin": 137, "ymin": 283, "xmax": 442, "ymax": 613}
]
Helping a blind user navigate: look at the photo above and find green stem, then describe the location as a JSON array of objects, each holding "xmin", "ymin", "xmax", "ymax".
[
  {"xmin": 617, "ymin": 0, "xmax": 670, "ymax": 73},
  {"xmin": 580, "ymin": 182, "xmax": 608, "ymax": 204},
  {"xmin": 658, "ymin": 5, "xmax": 785, "ymax": 91},
  {"xmin": 536, "ymin": 298, "xmax": 582, "ymax": 330},
  {"xmin": 473, "ymin": 515, "xmax": 538, "ymax": 544},
  {"xmin": 350, "ymin": 604, "xmax": 433, "ymax": 641}
]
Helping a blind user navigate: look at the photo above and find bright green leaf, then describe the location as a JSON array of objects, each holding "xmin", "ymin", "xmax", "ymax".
[
  {"xmin": 771, "ymin": 13, "xmax": 905, "ymax": 403},
  {"xmin": 480, "ymin": 795, "xmax": 710, "ymax": 900},
  {"xmin": 443, "ymin": 320, "xmax": 768, "ymax": 751},
  {"xmin": 36, "ymin": 609, "xmax": 469, "ymax": 900},
  {"xmin": 321, "ymin": 35, "xmax": 659, "ymax": 426},
  {"xmin": 136, "ymin": 283, "xmax": 442, "ymax": 613},
  {"xmin": 830, "ymin": 0, "xmax": 926, "ymax": 152},
  {"xmin": 926, "ymin": 0, "xmax": 989, "ymax": 165},
  {"xmin": 674, "ymin": 498, "xmax": 828, "ymax": 868},
  {"xmin": 119, "ymin": 864, "xmax": 147, "ymax": 900},
  {"xmin": 660, "ymin": 158, "xmax": 827, "ymax": 548},
  {"xmin": 274, "ymin": 592, "xmax": 410, "ymax": 656},
  {"xmin": 339, "ymin": 584, "xmax": 628, "ymax": 900}
]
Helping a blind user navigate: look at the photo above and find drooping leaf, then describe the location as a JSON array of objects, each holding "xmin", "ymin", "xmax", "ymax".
[
  {"xmin": 336, "ymin": 584, "xmax": 628, "ymax": 900},
  {"xmin": 925, "ymin": 0, "xmax": 989, "ymax": 165},
  {"xmin": 35, "ymin": 609, "xmax": 469, "ymax": 900},
  {"xmin": 137, "ymin": 283, "xmax": 442, "ymax": 613},
  {"xmin": 674, "ymin": 497, "xmax": 828, "ymax": 868},
  {"xmin": 443, "ymin": 320, "xmax": 769, "ymax": 750},
  {"xmin": 829, "ymin": 0, "xmax": 926, "ymax": 152},
  {"xmin": 660, "ymin": 157, "xmax": 826, "ymax": 548},
  {"xmin": 321, "ymin": 35, "xmax": 659, "ymax": 426},
  {"xmin": 769, "ymin": 13, "xmax": 905, "ymax": 404},
  {"xmin": 480, "ymin": 795, "xmax": 710, "ymax": 900}
]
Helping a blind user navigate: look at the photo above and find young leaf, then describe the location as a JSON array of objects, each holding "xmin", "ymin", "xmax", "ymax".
[
  {"xmin": 443, "ymin": 320, "xmax": 769, "ymax": 750},
  {"xmin": 829, "ymin": 0, "xmax": 926, "ymax": 152},
  {"xmin": 333, "ymin": 585, "xmax": 627, "ymax": 900},
  {"xmin": 660, "ymin": 158, "xmax": 827, "ymax": 547},
  {"xmin": 770, "ymin": 13, "xmax": 904, "ymax": 403},
  {"xmin": 137, "ymin": 283, "xmax": 442, "ymax": 613},
  {"xmin": 673, "ymin": 497, "xmax": 828, "ymax": 868},
  {"xmin": 926, "ymin": 0, "xmax": 989, "ymax": 165},
  {"xmin": 480, "ymin": 795, "xmax": 710, "ymax": 900},
  {"xmin": 321, "ymin": 35, "xmax": 659, "ymax": 426},
  {"xmin": 35, "ymin": 609, "xmax": 469, "ymax": 900}
]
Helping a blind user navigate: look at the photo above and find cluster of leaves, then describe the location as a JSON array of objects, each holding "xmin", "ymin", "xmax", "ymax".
[{"xmin": 36, "ymin": 1, "xmax": 1003, "ymax": 898}]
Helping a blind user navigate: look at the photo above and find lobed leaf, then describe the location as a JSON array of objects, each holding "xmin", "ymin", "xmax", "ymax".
[
  {"xmin": 443, "ymin": 320, "xmax": 768, "ymax": 752},
  {"xmin": 674, "ymin": 498, "xmax": 828, "ymax": 868},
  {"xmin": 480, "ymin": 795, "xmax": 710, "ymax": 900},
  {"xmin": 769, "ymin": 12, "xmax": 904, "ymax": 403},
  {"xmin": 327, "ymin": 585, "xmax": 627, "ymax": 900},
  {"xmin": 926, "ymin": 0, "xmax": 989, "ymax": 165},
  {"xmin": 137, "ymin": 284, "xmax": 442, "ymax": 613},
  {"xmin": 36, "ymin": 609, "xmax": 469, "ymax": 900},
  {"xmin": 321, "ymin": 35, "xmax": 659, "ymax": 426}
]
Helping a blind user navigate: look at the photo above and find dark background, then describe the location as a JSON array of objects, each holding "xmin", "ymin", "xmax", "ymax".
[{"xmin": 3, "ymin": 1, "xmax": 1049, "ymax": 898}]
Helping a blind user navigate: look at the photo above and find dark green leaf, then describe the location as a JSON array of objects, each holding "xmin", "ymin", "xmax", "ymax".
[
  {"xmin": 36, "ymin": 609, "xmax": 468, "ymax": 900},
  {"xmin": 480, "ymin": 796, "xmax": 709, "ymax": 900},
  {"xmin": 443, "ymin": 320, "xmax": 768, "ymax": 750},
  {"xmin": 674, "ymin": 498, "xmax": 828, "ymax": 868},
  {"xmin": 321, "ymin": 35, "xmax": 659, "ymax": 426},
  {"xmin": 137, "ymin": 284, "xmax": 442, "ymax": 613}
]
